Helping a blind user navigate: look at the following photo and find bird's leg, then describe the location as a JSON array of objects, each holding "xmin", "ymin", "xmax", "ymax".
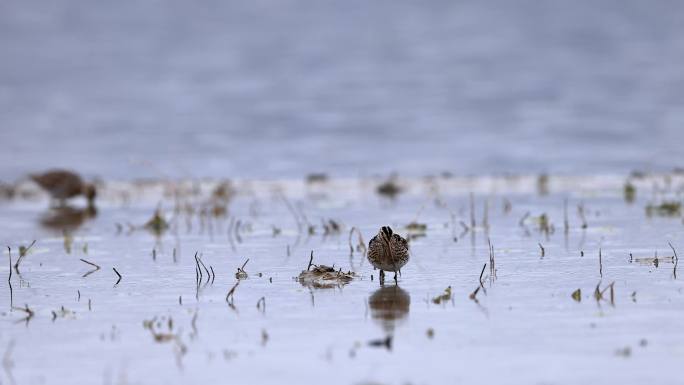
[
  {"xmin": 379, "ymin": 270, "xmax": 385, "ymax": 285},
  {"xmin": 393, "ymin": 271, "xmax": 398, "ymax": 283}
]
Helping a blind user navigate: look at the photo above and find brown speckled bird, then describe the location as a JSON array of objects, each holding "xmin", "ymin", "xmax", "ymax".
[
  {"xmin": 368, "ymin": 226, "xmax": 409, "ymax": 283},
  {"xmin": 30, "ymin": 169, "xmax": 96, "ymax": 207}
]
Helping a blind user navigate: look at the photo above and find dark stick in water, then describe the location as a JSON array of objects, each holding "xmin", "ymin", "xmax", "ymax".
[
  {"xmin": 7, "ymin": 246, "xmax": 13, "ymax": 309},
  {"xmin": 669, "ymin": 242, "xmax": 678, "ymax": 279},
  {"xmin": 113, "ymin": 268, "xmax": 122, "ymax": 285}
]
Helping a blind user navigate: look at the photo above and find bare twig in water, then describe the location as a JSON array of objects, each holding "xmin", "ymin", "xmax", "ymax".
[
  {"xmin": 469, "ymin": 286, "xmax": 481, "ymax": 301},
  {"xmin": 7, "ymin": 246, "xmax": 13, "ymax": 309},
  {"xmin": 80, "ymin": 258, "xmax": 101, "ymax": 278},
  {"xmin": 112, "ymin": 268, "xmax": 122, "ymax": 285},
  {"xmin": 226, "ymin": 281, "xmax": 240, "ymax": 303},
  {"xmin": 599, "ymin": 248, "xmax": 603, "ymax": 278},
  {"xmin": 488, "ymin": 239, "xmax": 496, "ymax": 281},
  {"xmin": 577, "ymin": 203, "xmax": 588, "ymax": 229},
  {"xmin": 12, "ymin": 304, "xmax": 34, "ymax": 325},
  {"xmin": 469, "ymin": 193, "xmax": 476, "ymax": 229},
  {"xmin": 538, "ymin": 243, "xmax": 545, "ymax": 258},
  {"xmin": 256, "ymin": 297, "xmax": 266, "ymax": 313},
  {"xmin": 669, "ymin": 242, "xmax": 679, "ymax": 279},
  {"xmin": 197, "ymin": 254, "xmax": 210, "ymax": 282}
]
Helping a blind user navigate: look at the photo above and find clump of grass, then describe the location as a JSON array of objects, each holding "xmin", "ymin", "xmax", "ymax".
[
  {"xmin": 431, "ymin": 286, "xmax": 452, "ymax": 305},
  {"xmin": 623, "ymin": 181, "xmax": 636, "ymax": 203},
  {"xmin": 571, "ymin": 289, "xmax": 581, "ymax": 302},
  {"xmin": 377, "ymin": 179, "xmax": 402, "ymax": 198},
  {"xmin": 144, "ymin": 208, "xmax": 169, "ymax": 235},
  {"xmin": 63, "ymin": 230, "xmax": 73, "ymax": 254},
  {"xmin": 537, "ymin": 174, "xmax": 549, "ymax": 196},
  {"xmin": 306, "ymin": 173, "xmax": 328, "ymax": 184},
  {"xmin": 646, "ymin": 201, "xmax": 681, "ymax": 217},
  {"xmin": 212, "ymin": 181, "xmax": 235, "ymax": 201},
  {"xmin": 13, "ymin": 240, "xmax": 36, "ymax": 273}
]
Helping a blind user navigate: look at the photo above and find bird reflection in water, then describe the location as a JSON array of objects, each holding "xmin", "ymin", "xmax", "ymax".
[
  {"xmin": 39, "ymin": 205, "xmax": 97, "ymax": 232},
  {"xmin": 368, "ymin": 285, "xmax": 410, "ymax": 334}
]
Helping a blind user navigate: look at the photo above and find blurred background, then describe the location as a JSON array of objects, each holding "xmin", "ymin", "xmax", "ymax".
[{"xmin": 2, "ymin": 0, "xmax": 683, "ymax": 180}]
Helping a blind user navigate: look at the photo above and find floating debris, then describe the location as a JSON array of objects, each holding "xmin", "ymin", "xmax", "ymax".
[
  {"xmin": 615, "ymin": 346, "xmax": 631, "ymax": 358},
  {"xmin": 297, "ymin": 265, "xmax": 356, "ymax": 289},
  {"xmin": 368, "ymin": 335, "xmax": 392, "ymax": 350},
  {"xmin": 405, "ymin": 222, "xmax": 427, "ymax": 240},
  {"xmin": 235, "ymin": 259, "xmax": 249, "ymax": 279}
]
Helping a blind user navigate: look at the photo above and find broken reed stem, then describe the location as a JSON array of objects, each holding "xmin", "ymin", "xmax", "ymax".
[
  {"xmin": 348, "ymin": 227, "xmax": 366, "ymax": 256},
  {"xmin": 307, "ymin": 251, "xmax": 314, "ymax": 271},
  {"xmin": 113, "ymin": 267, "xmax": 122, "ymax": 285},
  {"xmin": 197, "ymin": 254, "xmax": 210, "ymax": 280},
  {"xmin": 599, "ymin": 248, "xmax": 603, "ymax": 278},
  {"xmin": 194, "ymin": 252, "xmax": 202, "ymax": 286},
  {"xmin": 478, "ymin": 263, "xmax": 487, "ymax": 295},
  {"xmin": 14, "ymin": 240, "xmax": 36, "ymax": 272},
  {"xmin": 488, "ymin": 238, "xmax": 496, "ymax": 280},
  {"xmin": 563, "ymin": 198, "xmax": 569, "ymax": 234},
  {"xmin": 7, "ymin": 246, "xmax": 11, "ymax": 283},
  {"xmin": 538, "ymin": 243, "xmax": 545, "ymax": 258},
  {"xmin": 469, "ymin": 193, "xmax": 476, "ymax": 229},
  {"xmin": 7, "ymin": 246, "xmax": 12, "ymax": 309},
  {"xmin": 669, "ymin": 242, "xmax": 679, "ymax": 279},
  {"xmin": 226, "ymin": 280, "xmax": 240, "ymax": 303},
  {"xmin": 79, "ymin": 258, "xmax": 100, "ymax": 270}
]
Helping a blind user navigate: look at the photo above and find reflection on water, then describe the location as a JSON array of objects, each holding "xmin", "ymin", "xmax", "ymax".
[
  {"xmin": 39, "ymin": 206, "xmax": 97, "ymax": 231},
  {"xmin": 368, "ymin": 285, "xmax": 410, "ymax": 334}
]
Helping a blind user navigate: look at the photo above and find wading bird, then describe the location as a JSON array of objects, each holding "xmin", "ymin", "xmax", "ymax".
[
  {"xmin": 368, "ymin": 226, "xmax": 409, "ymax": 283},
  {"xmin": 30, "ymin": 169, "xmax": 96, "ymax": 208}
]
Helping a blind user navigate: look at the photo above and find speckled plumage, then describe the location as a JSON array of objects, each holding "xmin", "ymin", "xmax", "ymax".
[{"xmin": 367, "ymin": 226, "xmax": 409, "ymax": 279}]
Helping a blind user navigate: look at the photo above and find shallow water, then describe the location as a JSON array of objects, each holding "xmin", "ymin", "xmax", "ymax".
[
  {"xmin": 1, "ymin": 174, "xmax": 684, "ymax": 384},
  {"xmin": 2, "ymin": 0, "xmax": 684, "ymax": 180}
]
